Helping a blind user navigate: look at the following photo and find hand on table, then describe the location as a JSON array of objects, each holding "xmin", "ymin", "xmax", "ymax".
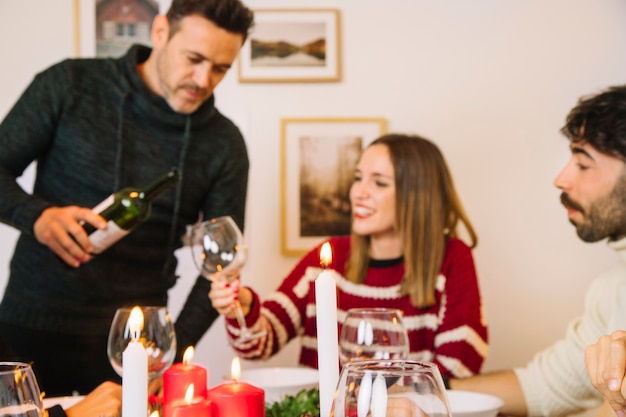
[
  {"xmin": 64, "ymin": 381, "xmax": 121, "ymax": 417},
  {"xmin": 585, "ymin": 330, "xmax": 626, "ymax": 414},
  {"xmin": 34, "ymin": 206, "xmax": 106, "ymax": 267}
]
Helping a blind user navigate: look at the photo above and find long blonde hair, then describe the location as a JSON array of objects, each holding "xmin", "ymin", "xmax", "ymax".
[{"xmin": 345, "ymin": 134, "xmax": 477, "ymax": 308}]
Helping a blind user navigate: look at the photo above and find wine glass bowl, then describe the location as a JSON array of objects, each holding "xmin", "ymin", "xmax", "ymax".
[
  {"xmin": 187, "ymin": 215, "xmax": 266, "ymax": 346},
  {"xmin": 331, "ymin": 359, "xmax": 451, "ymax": 417},
  {"xmin": 107, "ymin": 306, "xmax": 177, "ymax": 380},
  {"xmin": 339, "ymin": 308, "xmax": 409, "ymax": 366},
  {"xmin": 0, "ymin": 362, "xmax": 43, "ymax": 417},
  {"xmin": 190, "ymin": 216, "xmax": 248, "ymax": 280}
]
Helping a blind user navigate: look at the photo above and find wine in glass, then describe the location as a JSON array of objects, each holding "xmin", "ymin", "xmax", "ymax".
[
  {"xmin": 331, "ymin": 359, "xmax": 451, "ymax": 417},
  {"xmin": 0, "ymin": 362, "xmax": 43, "ymax": 417},
  {"xmin": 107, "ymin": 306, "xmax": 177, "ymax": 380},
  {"xmin": 188, "ymin": 215, "xmax": 266, "ymax": 346},
  {"xmin": 339, "ymin": 307, "xmax": 409, "ymax": 366}
]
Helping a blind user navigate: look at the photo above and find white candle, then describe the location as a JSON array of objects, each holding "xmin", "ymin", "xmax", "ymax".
[
  {"xmin": 315, "ymin": 242, "xmax": 339, "ymax": 417},
  {"xmin": 370, "ymin": 373, "xmax": 388, "ymax": 417},
  {"xmin": 357, "ymin": 371, "xmax": 372, "ymax": 417},
  {"xmin": 122, "ymin": 306, "xmax": 148, "ymax": 417}
]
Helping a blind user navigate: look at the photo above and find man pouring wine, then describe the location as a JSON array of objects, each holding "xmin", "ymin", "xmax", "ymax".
[{"xmin": 0, "ymin": 0, "xmax": 254, "ymax": 397}]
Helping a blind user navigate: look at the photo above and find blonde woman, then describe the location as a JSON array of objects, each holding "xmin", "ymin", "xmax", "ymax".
[{"xmin": 210, "ymin": 133, "xmax": 488, "ymax": 379}]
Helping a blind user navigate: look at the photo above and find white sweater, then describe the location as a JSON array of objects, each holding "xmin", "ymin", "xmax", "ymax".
[{"xmin": 515, "ymin": 237, "xmax": 626, "ymax": 416}]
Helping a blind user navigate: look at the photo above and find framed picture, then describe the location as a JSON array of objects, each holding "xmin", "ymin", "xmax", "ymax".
[
  {"xmin": 238, "ymin": 9, "xmax": 341, "ymax": 83},
  {"xmin": 281, "ymin": 118, "xmax": 387, "ymax": 256},
  {"xmin": 74, "ymin": 0, "xmax": 159, "ymax": 58}
]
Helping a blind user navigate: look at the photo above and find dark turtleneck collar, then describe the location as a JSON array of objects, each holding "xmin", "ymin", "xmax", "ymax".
[{"xmin": 369, "ymin": 256, "xmax": 403, "ymax": 268}]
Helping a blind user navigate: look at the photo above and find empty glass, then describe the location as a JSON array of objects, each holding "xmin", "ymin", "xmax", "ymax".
[
  {"xmin": 0, "ymin": 362, "xmax": 43, "ymax": 417},
  {"xmin": 107, "ymin": 306, "xmax": 177, "ymax": 380},
  {"xmin": 331, "ymin": 360, "xmax": 451, "ymax": 417},
  {"xmin": 339, "ymin": 308, "xmax": 409, "ymax": 366}
]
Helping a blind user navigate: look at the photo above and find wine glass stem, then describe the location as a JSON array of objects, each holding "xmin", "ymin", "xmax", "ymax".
[{"xmin": 233, "ymin": 300, "xmax": 251, "ymax": 337}]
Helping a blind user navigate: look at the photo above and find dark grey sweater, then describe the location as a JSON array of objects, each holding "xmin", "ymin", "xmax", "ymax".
[{"xmin": 0, "ymin": 45, "xmax": 249, "ymax": 358}]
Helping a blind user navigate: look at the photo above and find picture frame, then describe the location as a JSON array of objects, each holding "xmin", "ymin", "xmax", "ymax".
[
  {"xmin": 281, "ymin": 118, "xmax": 387, "ymax": 256},
  {"xmin": 73, "ymin": 0, "xmax": 158, "ymax": 58},
  {"xmin": 238, "ymin": 9, "xmax": 341, "ymax": 83}
]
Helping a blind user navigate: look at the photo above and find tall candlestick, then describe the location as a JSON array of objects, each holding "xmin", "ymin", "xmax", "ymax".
[
  {"xmin": 122, "ymin": 306, "xmax": 148, "ymax": 417},
  {"xmin": 315, "ymin": 242, "xmax": 339, "ymax": 417},
  {"xmin": 370, "ymin": 373, "xmax": 387, "ymax": 417},
  {"xmin": 357, "ymin": 371, "xmax": 372, "ymax": 417}
]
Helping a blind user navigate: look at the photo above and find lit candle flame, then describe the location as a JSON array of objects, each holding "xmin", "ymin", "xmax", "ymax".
[
  {"xmin": 320, "ymin": 242, "xmax": 332, "ymax": 269},
  {"xmin": 182, "ymin": 346, "xmax": 195, "ymax": 365},
  {"xmin": 184, "ymin": 384, "xmax": 195, "ymax": 404},
  {"xmin": 149, "ymin": 411, "xmax": 160, "ymax": 417},
  {"xmin": 128, "ymin": 306, "xmax": 144, "ymax": 341},
  {"xmin": 231, "ymin": 357, "xmax": 241, "ymax": 382}
]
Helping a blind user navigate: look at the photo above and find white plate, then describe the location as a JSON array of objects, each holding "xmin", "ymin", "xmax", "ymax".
[
  {"xmin": 42, "ymin": 395, "xmax": 85, "ymax": 410},
  {"xmin": 446, "ymin": 390, "xmax": 504, "ymax": 417},
  {"xmin": 239, "ymin": 367, "xmax": 319, "ymax": 403}
]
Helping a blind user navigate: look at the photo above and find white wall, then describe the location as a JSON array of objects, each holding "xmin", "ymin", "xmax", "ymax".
[{"xmin": 1, "ymin": 0, "xmax": 626, "ymax": 395}]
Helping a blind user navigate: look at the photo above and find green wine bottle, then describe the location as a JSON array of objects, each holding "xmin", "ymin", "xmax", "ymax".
[{"xmin": 85, "ymin": 168, "xmax": 181, "ymax": 254}]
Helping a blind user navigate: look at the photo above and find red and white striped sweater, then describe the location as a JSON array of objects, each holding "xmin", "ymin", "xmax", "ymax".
[{"xmin": 225, "ymin": 236, "xmax": 488, "ymax": 378}]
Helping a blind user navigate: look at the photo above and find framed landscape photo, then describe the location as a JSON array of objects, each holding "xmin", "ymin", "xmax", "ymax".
[
  {"xmin": 281, "ymin": 118, "xmax": 387, "ymax": 256},
  {"xmin": 238, "ymin": 9, "xmax": 341, "ymax": 83}
]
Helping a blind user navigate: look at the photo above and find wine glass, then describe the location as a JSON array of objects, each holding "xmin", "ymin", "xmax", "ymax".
[
  {"xmin": 0, "ymin": 362, "xmax": 43, "ymax": 417},
  {"xmin": 331, "ymin": 359, "xmax": 451, "ymax": 417},
  {"xmin": 339, "ymin": 308, "xmax": 409, "ymax": 366},
  {"xmin": 188, "ymin": 215, "xmax": 266, "ymax": 346},
  {"xmin": 107, "ymin": 306, "xmax": 177, "ymax": 380}
]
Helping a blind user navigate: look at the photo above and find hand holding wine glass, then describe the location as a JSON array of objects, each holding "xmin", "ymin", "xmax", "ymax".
[{"xmin": 189, "ymin": 215, "xmax": 266, "ymax": 346}]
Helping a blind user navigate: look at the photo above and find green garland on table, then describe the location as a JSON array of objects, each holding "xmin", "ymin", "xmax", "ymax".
[{"xmin": 265, "ymin": 387, "xmax": 320, "ymax": 417}]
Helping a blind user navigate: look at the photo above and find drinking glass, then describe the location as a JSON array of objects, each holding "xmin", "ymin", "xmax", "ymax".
[
  {"xmin": 339, "ymin": 308, "xmax": 409, "ymax": 366},
  {"xmin": 188, "ymin": 215, "xmax": 266, "ymax": 346},
  {"xmin": 107, "ymin": 306, "xmax": 177, "ymax": 380},
  {"xmin": 331, "ymin": 360, "xmax": 451, "ymax": 417},
  {"xmin": 0, "ymin": 362, "xmax": 43, "ymax": 417}
]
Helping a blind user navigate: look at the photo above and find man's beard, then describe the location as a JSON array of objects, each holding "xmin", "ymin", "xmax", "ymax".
[
  {"xmin": 561, "ymin": 174, "xmax": 626, "ymax": 242},
  {"xmin": 156, "ymin": 48, "xmax": 208, "ymax": 114}
]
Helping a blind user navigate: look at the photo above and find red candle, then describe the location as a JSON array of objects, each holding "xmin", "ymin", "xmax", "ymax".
[
  {"xmin": 170, "ymin": 400, "xmax": 213, "ymax": 417},
  {"xmin": 163, "ymin": 346, "xmax": 208, "ymax": 417},
  {"xmin": 207, "ymin": 381, "xmax": 264, "ymax": 417},
  {"xmin": 206, "ymin": 357, "xmax": 265, "ymax": 417},
  {"xmin": 168, "ymin": 384, "xmax": 214, "ymax": 417}
]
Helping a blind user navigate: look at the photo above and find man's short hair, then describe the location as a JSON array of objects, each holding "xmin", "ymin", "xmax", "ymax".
[
  {"xmin": 166, "ymin": 0, "xmax": 254, "ymax": 42},
  {"xmin": 562, "ymin": 84, "xmax": 626, "ymax": 160}
]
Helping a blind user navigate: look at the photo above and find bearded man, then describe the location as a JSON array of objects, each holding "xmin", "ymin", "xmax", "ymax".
[{"xmin": 450, "ymin": 84, "xmax": 626, "ymax": 417}]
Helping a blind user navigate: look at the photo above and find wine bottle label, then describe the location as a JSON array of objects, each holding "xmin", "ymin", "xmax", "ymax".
[
  {"xmin": 89, "ymin": 221, "xmax": 129, "ymax": 254},
  {"xmin": 92, "ymin": 194, "xmax": 114, "ymax": 214}
]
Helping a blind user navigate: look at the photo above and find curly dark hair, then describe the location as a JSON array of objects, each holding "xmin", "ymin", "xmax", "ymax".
[
  {"xmin": 166, "ymin": 0, "xmax": 254, "ymax": 42},
  {"xmin": 561, "ymin": 85, "xmax": 626, "ymax": 160}
]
